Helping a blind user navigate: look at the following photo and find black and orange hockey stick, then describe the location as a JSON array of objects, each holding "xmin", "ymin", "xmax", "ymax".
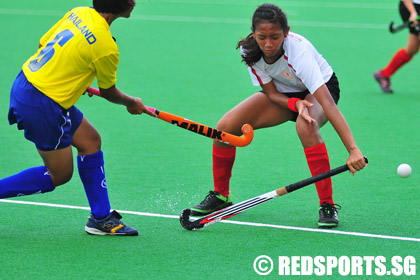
[
  {"xmin": 86, "ymin": 87, "xmax": 254, "ymax": 147},
  {"xmin": 180, "ymin": 158, "xmax": 368, "ymax": 230}
]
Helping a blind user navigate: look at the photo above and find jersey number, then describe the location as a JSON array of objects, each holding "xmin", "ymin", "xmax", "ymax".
[{"xmin": 28, "ymin": 29, "xmax": 74, "ymax": 72}]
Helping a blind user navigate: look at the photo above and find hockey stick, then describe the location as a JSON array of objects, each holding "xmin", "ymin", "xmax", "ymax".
[
  {"xmin": 389, "ymin": 16, "xmax": 420, "ymax": 33},
  {"xmin": 180, "ymin": 157, "xmax": 368, "ymax": 230},
  {"xmin": 86, "ymin": 87, "xmax": 254, "ymax": 147}
]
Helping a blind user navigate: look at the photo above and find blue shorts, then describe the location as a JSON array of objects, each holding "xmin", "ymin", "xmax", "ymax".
[{"xmin": 8, "ymin": 71, "xmax": 83, "ymax": 151}]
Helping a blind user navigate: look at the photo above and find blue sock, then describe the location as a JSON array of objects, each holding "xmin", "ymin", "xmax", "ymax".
[
  {"xmin": 77, "ymin": 150, "xmax": 111, "ymax": 220},
  {"xmin": 0, "ymin": 166, "xmax": 54, "ymax": 198}
]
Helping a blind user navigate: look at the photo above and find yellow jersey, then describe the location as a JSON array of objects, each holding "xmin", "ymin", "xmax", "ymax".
[{"xmin": 22, "ymin": 7, "xmax": 119, "ymax": 109}]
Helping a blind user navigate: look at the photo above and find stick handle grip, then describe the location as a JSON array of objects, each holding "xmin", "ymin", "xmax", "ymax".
[
  {"xmin": 284, "ymin": 157, "xmax": 368, "ymax": 194},
  {"xmin": 144, "ymin": 106, "xmax": 157, "ymax": 114},
  {"xmin": 86, "ymin": 87, "xmax": 101, "ymax": 96}
]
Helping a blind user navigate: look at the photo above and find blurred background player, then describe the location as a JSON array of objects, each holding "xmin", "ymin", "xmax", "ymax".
[
  {"xmin": 374, "ymin": 0, "xmax": 420, "ymax": 93},
  {"xmin": 3, "ymin": 0, "xmax": 155, "ymax": 236},
  {"xmin": 187, "ymin": 3, "xmax": 367, "ymax": 228}
]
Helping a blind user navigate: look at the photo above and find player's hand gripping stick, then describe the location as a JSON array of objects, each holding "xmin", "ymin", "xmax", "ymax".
[{"xmin": 389, "ymin": 16, "xmax": 420, "ymax": 33}]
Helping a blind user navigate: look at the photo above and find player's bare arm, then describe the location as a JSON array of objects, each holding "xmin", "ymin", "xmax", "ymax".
[
  {"xmin": 99, "ymin": 85, "xmax": 156, "ymax": 117},
  {"xmin": 313, "ymin": 84, "xmax": 366, "ymax": 174}
]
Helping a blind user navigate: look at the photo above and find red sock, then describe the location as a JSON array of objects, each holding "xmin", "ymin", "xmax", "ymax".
[
  {"xmin": 213, "ymin": 144, "xmax": 236, "ymax": 197},
  {"xmin": 304, "ymin": 142, "xmax": 334, "ymax": 205},
  {"xmin": 382, "ymin": 48, "xmax": 412, "ymax": 77}
]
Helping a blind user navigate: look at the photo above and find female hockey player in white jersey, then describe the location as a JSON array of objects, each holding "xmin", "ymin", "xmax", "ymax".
[{"xmin": 187, "ymin": 3, "xmax": 367, "ymax": 229}]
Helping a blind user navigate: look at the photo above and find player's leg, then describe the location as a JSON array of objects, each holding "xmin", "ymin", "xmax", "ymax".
[
  {"xmin": 296, "ymin": 92, "xmax": 340, "ymax": 228},
  {"xmin": 0, "ymin": 146, "xmax": 73, "ymax": 198},
  {"xmin": 38, "ymin": 147, "xmax": 74, "ymax": 186},
  {"xmin": 404, "ymin": 34, "xmax": 420, "ymax": 56},
  {"xmin": 72, "ymin": 115, "xmax": 137, "ymax": 236},
  {"xmin": 374, "ymin": 2, "xmax": 420, "ymax": 93},
  {"xmin": 190, "ymin": 91, "xmax": 293, "ymax": 216},
  {"xmin": 0, "ymin": 71, "xmax": 72, "ymax": 199},
  {"xmin": 374, "ymin": 34, "xmax": 416, "ymax": 92}
]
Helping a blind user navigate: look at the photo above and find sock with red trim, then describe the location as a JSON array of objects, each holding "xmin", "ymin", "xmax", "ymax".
[
  {"xmin": 381, "ymin": 48, "xmax": 413, "ymax": 77},
  {"xmin": 213, "ymin": 144, "xmax": 236, "ymax": 198},
  {"xmin": 304, "ymin": 142, "xmax": 334, "ymax": 205}
]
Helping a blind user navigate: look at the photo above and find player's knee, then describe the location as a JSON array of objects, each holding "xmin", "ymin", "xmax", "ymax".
[
  {"xmin": 216, "ymin": 116, "xmax": 242, "ymax": 135},
  {"xmin": 76, "ymin": 133, "xmax": 102, "ymax": 155},
  {"xmin": 50, "ymin": 169, "xmax": 73, "ymax": 187},
  {"xmin": 91, "ymin": 133, "xmax": 102, "ymax": 151},
  {"xmin": 407, "ymin": 48, "xmax": 418, "ymax": 56},
  {"xmin": 295, "ymin": 119, "xmax": 318, "ymax": 140},
  {"xmin": 216, "ymin": 117, "xmax": 229, "ymax": 132},
  {"xmin": 52, "ymin": 175, "xmax": 72, "ymax": 187}
]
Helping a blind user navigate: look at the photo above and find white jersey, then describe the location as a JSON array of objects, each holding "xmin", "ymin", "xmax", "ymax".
[
  {"xmin": 412, "ymin": 0, "xmax": 420, "ymax": 5},
  {"xmin": 245, "ymin": 32, "xmax": 333, "ymax": 94}
]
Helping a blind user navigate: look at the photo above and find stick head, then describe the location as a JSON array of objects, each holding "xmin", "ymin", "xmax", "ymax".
[
  {"xmin": 237, "ymin": 124, "xmax": 254, "ymax": 147},
  {"xmin": 241, "ymin": 123, "xmax": 252, "ymax": 134},
  {"xmin": 179, "ymin": 208, "xmax": 204, "ymax": 230},
  {"xmin": 389, "ymin": 21, "xmax": 395, "ymax": 33}
]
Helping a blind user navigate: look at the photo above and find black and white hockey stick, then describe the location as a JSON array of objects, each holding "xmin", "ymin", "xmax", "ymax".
[{"xmin": 180, "ymin": 158, "xmax": 367, "ymax": 230}]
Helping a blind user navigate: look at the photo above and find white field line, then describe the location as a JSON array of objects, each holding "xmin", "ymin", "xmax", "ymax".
[
  {"xmin": 1, "ymin": 199, "xmax": 419, "ymax": 243},
  {"xmin": 0, "ymin": 9, "xmax": 387, "ymax": 30}
]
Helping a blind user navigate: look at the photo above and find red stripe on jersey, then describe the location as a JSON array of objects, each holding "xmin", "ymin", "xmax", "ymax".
[
  {"xmin": 284, "ymin": 55, "xmax": 302, "ymax": 82},
  {"xmin": 248, "ymin": 64, "xmax": 264, "ymax": 86},
  {"xmin": 284, "ymin": 55, "xmax": 297, "ymax": 73}
]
